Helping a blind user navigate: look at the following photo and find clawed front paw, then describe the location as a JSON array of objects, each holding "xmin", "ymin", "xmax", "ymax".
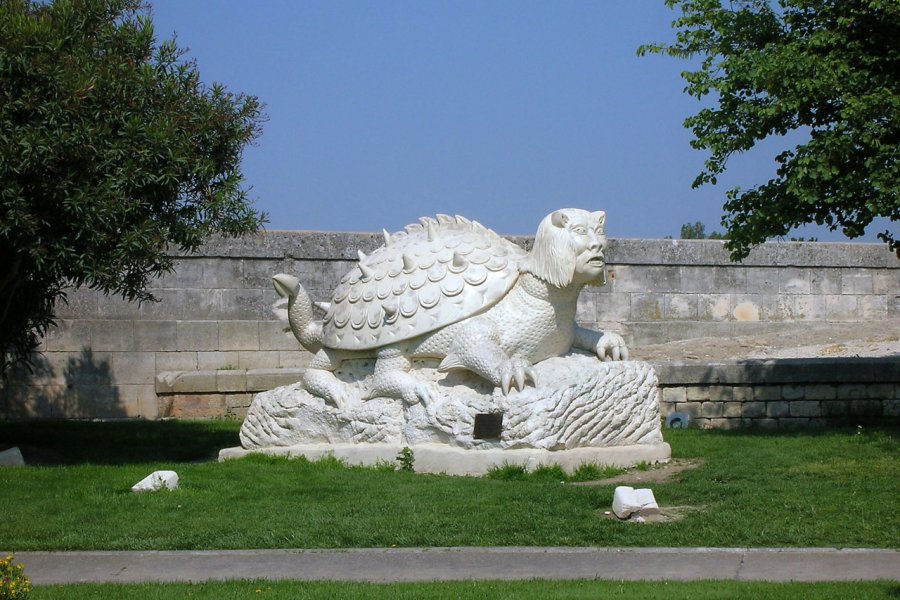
[
  {"xmin": 497, "ymin": 357, "xmax": 538, "ymax": 395},
  {"xmin": 595, "ymin": 332, "xmax": 629, "ymax": 362}
]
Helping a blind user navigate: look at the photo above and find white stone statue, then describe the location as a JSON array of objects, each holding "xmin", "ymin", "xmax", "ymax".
[
  {"xmin": 276, "ymin": 209, "xmax": 628, "ymax": 407},
  {"xmin": 232, "ymin": 209, "xmax": 669, "ymax": 473}
]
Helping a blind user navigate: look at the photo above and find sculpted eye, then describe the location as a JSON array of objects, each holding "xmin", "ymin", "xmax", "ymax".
[{"xmin": 572, "ymin": 226, "xmax": 587, "ymax": 235}]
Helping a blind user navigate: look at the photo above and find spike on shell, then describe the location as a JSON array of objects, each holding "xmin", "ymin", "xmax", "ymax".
[
  {"xmin": 452, "ymin": 252, "xmax": 467, "ymax": 269},
  {"xmin": 358, "ymin": 262, "xmax": 375, "ymax": 280},
  {"xmin": 383, "ymin": 229, "xmax": 392, "ymax": 246},
  {"xmin": 402, "ymin": 253, "xmax": 416, "ymax": 273},
  {"xmin": 314, "ymin": 301, "xmax": 331, "ymax": 313},
  {"xmin": 382, "ymin": 300, "xmax": 398, "ymax": 316},
  {"xmin": 358, "ymin": 249, "xmax": 367, "ymax": 262},
  {"xmin": 427, "ymin": 221, "xmax": 439, "ymax": 242},
  {"xmin": 436, "ymin": 214, "xmax": 454, "ymax": 224},
  {"xmin": 455, "ymin": 215, "xmax": 470, "ymax": 225}
]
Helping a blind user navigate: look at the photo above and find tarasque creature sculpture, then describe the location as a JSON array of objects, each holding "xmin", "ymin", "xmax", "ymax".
[{"xmin": 274, "ymin": 208, "xmax": 629, "ymax": 408}]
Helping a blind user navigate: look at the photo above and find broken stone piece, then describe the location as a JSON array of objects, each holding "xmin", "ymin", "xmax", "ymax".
[
  {"xmin": 612, "ymin": 485, "xmax": 660, "ymax": 519},
  {"xmin": 131, "ymin": 470, "xmax": 179, "ymax": 493},
  {"xmin": 0, "ymin": 446, "xmax": 25, "ymax": 467}
]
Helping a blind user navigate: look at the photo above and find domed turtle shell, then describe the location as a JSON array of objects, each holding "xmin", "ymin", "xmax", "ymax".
[{"xmin": 321, "ymin": 214, "xmax": 526, "ymax": 350}]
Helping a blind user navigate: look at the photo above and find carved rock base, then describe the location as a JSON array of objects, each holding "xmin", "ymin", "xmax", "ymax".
[{"xmin": 228, "ymin": 354, "xmax": 670, "ymax": 474}]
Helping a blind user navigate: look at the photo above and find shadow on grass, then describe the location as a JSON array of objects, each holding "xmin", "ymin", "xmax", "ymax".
[{"xmin": 0, "ymin": 419, "xmax": 240, "ymax": 465}]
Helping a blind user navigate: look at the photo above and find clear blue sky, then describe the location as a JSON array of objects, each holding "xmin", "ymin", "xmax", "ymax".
[{"xmin": 151, "ymin": 0, "xmax": 891, "ymax": 242}]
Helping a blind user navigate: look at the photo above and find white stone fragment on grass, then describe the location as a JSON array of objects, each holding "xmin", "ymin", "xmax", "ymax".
[
  {"xmin": 131, "ymin": 470, "xmax": 179, "ymax": 493},
  {"xmin": 0, "ymin": 446, "xmax": 25, "ymax": 467},
  {"xmin": 612, "ymin": 485, "xmax": 660, "ymax": 520}
]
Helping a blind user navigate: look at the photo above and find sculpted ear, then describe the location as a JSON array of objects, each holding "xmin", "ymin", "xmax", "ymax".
[
  {"xmin": 550, "ymin": 210, "xmax": 569, "ymax": 228},
  {"xmin": 592, "ymin": 211, "xmax": 606, "ymax": 229}
]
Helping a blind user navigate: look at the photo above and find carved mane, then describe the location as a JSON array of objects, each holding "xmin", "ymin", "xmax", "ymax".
[{"xmin": 522, "ymin": 208, "xmax": 606, "ymax": 288}]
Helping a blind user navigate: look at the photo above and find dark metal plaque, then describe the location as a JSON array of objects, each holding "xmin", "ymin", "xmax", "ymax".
[{"xmin": 473, "ymin": 413, "xmax": 503, "ymax": 439}]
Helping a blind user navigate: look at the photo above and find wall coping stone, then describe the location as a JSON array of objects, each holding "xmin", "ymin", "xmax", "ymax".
[
  {"xmin": 177, "ymin": 232, "xmax": 898, "ymax": 268},
  {"xmin": 651, "ymin": 356, "xmax": 900, "ymax": 386},
  {"xmin": 156, "ymin": 356, "xmax": 899, "ymax": 395}
]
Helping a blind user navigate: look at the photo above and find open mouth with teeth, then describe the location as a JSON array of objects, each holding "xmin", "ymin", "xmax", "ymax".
[{"xmin": 587, "ymin": 257, "xmax": 605, "ymax": 266}]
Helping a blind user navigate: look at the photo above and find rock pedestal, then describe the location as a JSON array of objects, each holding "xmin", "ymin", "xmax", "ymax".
[{"xmin": 224, "ymin": 354, "xmax": 670, "ymax": 475}]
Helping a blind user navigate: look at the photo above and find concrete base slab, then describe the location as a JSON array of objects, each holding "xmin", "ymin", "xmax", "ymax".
[
  {"xmin": 12, "ymin": 547, "xmax": 900, "ymax": 585},
  {"xmin": 218, "ymin": 442, "xmax": 671, "ymax": 475}
]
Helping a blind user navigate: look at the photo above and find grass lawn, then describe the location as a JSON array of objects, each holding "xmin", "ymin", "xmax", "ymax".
[
  {"xmin": 25, "ymin": 580, "xmax": 898, "ymax": 599},
  {"xmin": 0, "ymin": 420, "xmax": 898, "ymax": 550}
]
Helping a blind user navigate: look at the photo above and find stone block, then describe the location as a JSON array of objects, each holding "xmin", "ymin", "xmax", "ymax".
[
  {"xmin": 753, "ymin": 386, "xmax": 783, "ymax": 401},
  {"xmin": 140, "ymin": 289, "xmax": 188, "ymax": 320},
  {"xmin": 804, "ymin": 384, "xmax": 837, "ymax": 401},
  {"xmin": 167, "ymin": 393, "xmax": 226, "ymax": 418},
  {"xmin": 685, "ymin": 386, "xmax": 709, "ymax": 401},
  {"xmin": 612, "ymin": 486, "xmax": 659, "ymax": 519},
  {"xmin": 697, "ymin": 294, "xmax": 732, "ymax": 321},
  {"xmin": 774, "ymin": 295, "xmax": 826, "ymax": 321},
  {"xmin": 873, "ymin": 270, "xmax": 899, "ymax": 294},
  {"xmin": 779, "ymin": 417, "xmax": 810, "ymax": 428},
  {"xmin": 749, "ymin": 417, "xmax": 779, "ymax": 429},
  {"xmin": 575, "ymin": 293, "xmax": 597, "ymax": 323},
  {"xmin": 821, "ymin": 401, "xmax": 849, "ymax": 417},
  {"xmin": 849, "ymin": 400, "xmax": 882, "ymax": 417},
  {"xmin": 701, "ymin": 402, "xmax": 724, "ymax": 418},
  {"xmin": 216, "ymin": 370, "xmax": 247, "ymax": 393},
  {"xmin": 219, "ymin": 289, "xmax": 268, "ymax": 320},
  {"xmin": 742, "ymin": 401, "xmax": 766, "ymax": 418},
  {"xmin": 825, "ymin": 295, "xmax": 857, "ymax": 321},
  {"xmin": 858, "ymin": 296, "xmax": 888, "ymax": 320},
  {"xmin": 790, "ymin": 400, "xmax": 821, "ymax": 417},
  {"xmin": 134, "ymin": 321, "xmax": 177, "ymax": 351},
  {"xmin": 132, "ymin": 470, "xmax": 179, "ymax": 493},
  {"xmin": 722, "ymin": 402, "xmax": 742, "ymax": 418},
  {"xmin": 631, "ymin": 294, "xmax": 665, "ymax": 321},
  {"xmin": 841, "ymin": 269, "xmax": 874, "ymax": 295},
  {"xmin": 707, "ymin": 418, "xmax": 740, "ymax": 430},
  {"xmin": 259, "ymin": 321, "xmax": 301, "ymax": 351},
  {"xmin": 98, "ymin": 293, "xmax": 142, "ymax": 319},
  {"xmin": 767, "ymin": 401, "xmax": 790, "ymax": 418},
  {"xmin": 664, "ymin": 294, "xmax": 697, "ymax": 320},
  {"xmin": 218, "ymin": 321, "xmax": 260, "ymax": 351},
  {"xmin": 238, "ymin": 351, "xmax": 281, "ymax": 370},
  {"xmin": 866, "ymin": 384, "xmax": 895, "ymax": 400},
  {"xmin": 708, "ymin": 386, "xmax": 733, "ymax": 402},
  {"xmin": 278, "ymin": 351, "xmax": 314, "ymax": 368},
  {"xmin": 177, "ymin": 321, "xmax": 219, "ymax": 351},
  {"xmin": 810, "ymin": 269, "xmax": 842, "ymax": 295},
  {"xmin": 777, "ymin": 268, "xmax": 811, "ymax": 294},
  {"xmin": 732, "ymin": 387, "xmax": 753, "ymax": 402},
  {"xmin": 156, "ymin": 351, "xmax": 198, "ymax": 372},
  {"xmin": 243, "ymin": 259, "xmax": 284, "ymax": 289},
  {"xmin": 112, "ymin": 352, "xmax": 156, "ymax": 385},
  {"xmin": 168, "ymin": 371, "xmax": 217, "ymax": 394},
  {"xmin": 594, "ymin": 292, "xmax": 631, "ymax": 322},
  {"xmin": 837, "ymin": 384, "xmax": 868, "ymax": 400},
  {"xmin": 45, "ymin": 320, "xmax": 92, "ymax": 352},
  {"xmin": 225, "ymin": 393, "xmax": 253, "ymax": 410},
  {"xmin": 884, "ymin": 399, "xmax": 900, "ymax": 417},
  {"xmin": 246, "ymin": 368, "xmax": 304, "ymax": 391},
  {"xmin": 90, "ymin": 320, "xmax": 134, "ymax": 351},
  {"xmin": 54, "ymin": 288, "xmax": 99, "ymax": 318},
  {"xmin": 782, "ymin": 385, "xmax": 805, "ymax": 400},
  {"xmin": 198, "ymin": 351, "xmax": 241, "ymax": 370},
  {"xmin": 662, "ymin": 387, "xmax": 686, "ymax": 403}
]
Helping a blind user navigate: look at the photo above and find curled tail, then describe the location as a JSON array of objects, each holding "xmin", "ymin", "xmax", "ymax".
[{"xmin": 272, "ymin": 273, "xmax": 323, "ymax": 352}]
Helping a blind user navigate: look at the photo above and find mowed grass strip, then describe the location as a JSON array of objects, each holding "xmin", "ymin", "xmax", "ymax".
[
  {"xmin": 0, "ymin": 421, "xmax": 897, "ymax": 550},
  {"xmin": 29, "ymin": 580, "xmax": 898, "ymax": 599}
]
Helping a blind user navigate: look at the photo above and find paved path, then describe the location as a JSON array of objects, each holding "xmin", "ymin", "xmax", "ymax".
[{"xmin": 11, "ymin": 547, "xmax": 900, "ymax": 585}]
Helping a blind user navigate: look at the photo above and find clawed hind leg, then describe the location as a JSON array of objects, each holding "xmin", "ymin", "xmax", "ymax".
[
  {"xmin": 301, "ymin": 350, "xmax": 353, "ymax": 408},
  {"xmin": 363, "ymin": 347, "xmax": 435, "ymax": 405}
]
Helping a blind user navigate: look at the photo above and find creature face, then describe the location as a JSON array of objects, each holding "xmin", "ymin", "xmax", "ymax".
[{"xmin": 524, "ymin": 208, "xmax": 608, "ymax": 288}]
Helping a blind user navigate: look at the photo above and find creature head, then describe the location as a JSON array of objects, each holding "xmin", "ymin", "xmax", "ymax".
[{"xmin": 522, "ymin": 208, "xmax": 608, "ymax": 288}]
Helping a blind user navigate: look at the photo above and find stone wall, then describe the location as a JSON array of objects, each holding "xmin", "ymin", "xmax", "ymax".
[{"xmin": 2, "ymin": 231, "xmax": 897, "ymax": 420}]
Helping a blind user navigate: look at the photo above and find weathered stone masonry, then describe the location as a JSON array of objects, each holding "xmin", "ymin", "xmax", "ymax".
[{"xmin": 2, "ymin": 232, "xmax": 897, "ymax": 424}]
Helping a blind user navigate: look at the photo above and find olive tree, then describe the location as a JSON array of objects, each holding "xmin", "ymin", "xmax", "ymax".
[
  {"xmin": 640, "ymin": 0, "xmax": 899, "ymax": 259},
  {"xmin": 0, "ymin": 0, "xmax": 266, "ymax": 373}
]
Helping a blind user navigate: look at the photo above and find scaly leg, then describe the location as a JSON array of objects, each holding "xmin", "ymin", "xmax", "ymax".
[
  {"xmin": 302, "ymin": 350, "xmax": 353, "ymax": 408},
  {"xmin": 438, "ymin": 318, "xmax": 537, "ymax": 394},
  {"xmin": 363, "ymin": 346, "xmax": 434, "ymax": 405}
]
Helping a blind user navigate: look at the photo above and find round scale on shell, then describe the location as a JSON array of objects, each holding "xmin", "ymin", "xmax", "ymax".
[{"xmin": 321, "ymin": 215, "xmax": 526, "ymax": 350}]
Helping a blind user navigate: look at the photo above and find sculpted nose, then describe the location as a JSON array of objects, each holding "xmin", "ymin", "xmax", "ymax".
[{"xmin": 587, "ymin": 232, "xmax": 601, "ymax": 251}]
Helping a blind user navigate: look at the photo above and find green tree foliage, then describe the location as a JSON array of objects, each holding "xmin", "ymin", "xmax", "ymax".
[
  {"xmin": 640, "ymin": 0, "xmax": 899, "ymax": 259},
  {"xmin": 679, "ymin": 221, "xmax": 727, "ymax": 239},
  {"xmin": 0, "ymin": 0, "xmax": 266, "ymax": 373}
]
